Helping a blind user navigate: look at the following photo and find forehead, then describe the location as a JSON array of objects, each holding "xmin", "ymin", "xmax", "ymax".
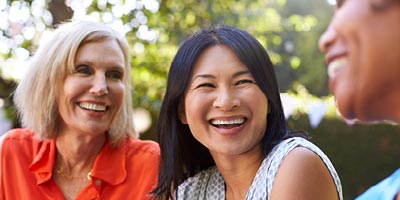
[
  {"xmin": 193, "ymin": 45, "xmax": 248, "ymax": 73},
  {"xmin": 76, "ymin": 39, "xmax": 125, "ymax": 60},
  {"xmin": 69, "ymin": 39, "xmax": 126, "ymax": 75}
]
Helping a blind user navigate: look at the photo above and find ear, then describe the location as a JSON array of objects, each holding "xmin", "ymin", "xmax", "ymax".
[{"xmin": 178, "ymin": 102, "xmax": 188, "ymax": 124}]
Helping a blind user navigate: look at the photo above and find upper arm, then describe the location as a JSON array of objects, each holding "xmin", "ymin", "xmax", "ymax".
[{"xmin": 270, "ymin": 147, "xmax": 339, "ymax": 200}]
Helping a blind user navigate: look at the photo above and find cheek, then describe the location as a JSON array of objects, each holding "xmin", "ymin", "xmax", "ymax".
[
  {"xmin": 111, "ymin": 83, "xmax": 125, "ymax": 107},
  {"xmin": 253, "ymin": 101, "xmax": 268, "ymax": 126},
  {"xmin": 184, "ymin": 94, "xmax": 208, "ymax": 123},
  {"xmin": 184, "ymin": 97, "xmax": 197, "ymax": 121},
  {"xmin": 57, "ymin": 86, "xmax": 73, "ymax": 121},
  {"xmin": 62, "ymin": 77, "xmax": 87, "ymax": 99},
  {"xmin": 58, "ymin": 83, "xmax": 73, "ymax": 107},
  {"xmin": 246, "ymin": 91, "xmax": 269, "ymax": 125},
  {"xmin": 245, "ymin": 88, "xmax": 268, "ymax": 110}
]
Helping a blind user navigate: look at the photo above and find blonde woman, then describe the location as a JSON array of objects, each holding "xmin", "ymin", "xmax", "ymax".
[{"xmin": 0, "ymin": 21, "xmax": 159, "ymax": 200}]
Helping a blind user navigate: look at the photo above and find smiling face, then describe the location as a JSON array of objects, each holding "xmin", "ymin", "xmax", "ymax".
[
  {"xmin": 180, "ymin": 45, "xmax": 268, "ymax": 158},
  {"xmin": 319, "ymin": 0, "xmax": 400, "ymax": 122},
  {"xmin": 57, "ymin": 38, "xmax": 126, "ymax": 136}
]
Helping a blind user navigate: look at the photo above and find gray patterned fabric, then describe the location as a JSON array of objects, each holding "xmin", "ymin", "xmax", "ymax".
[{"xmin": 176, "ymin": 137, "xmax": 343, "ymax": 200}]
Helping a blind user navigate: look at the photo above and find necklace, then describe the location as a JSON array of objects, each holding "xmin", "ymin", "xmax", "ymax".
[{"xmin": 56, "ymin": 165, "xmax": 92, "ymax": 181}]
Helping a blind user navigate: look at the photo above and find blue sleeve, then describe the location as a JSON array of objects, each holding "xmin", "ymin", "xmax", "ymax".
[{"xmin": 355, "ymin": 169, "xmax": 400, "ymax": 200}]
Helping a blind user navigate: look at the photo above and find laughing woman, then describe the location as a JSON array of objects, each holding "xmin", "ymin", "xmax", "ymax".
[
  {"xmin": 319, "ymin": 0, "xmax": 400, "ymax": 199},
  {"xmin": 0, "ymin": 21, "xmax": 159, "ymax": 200},
  {"xmin": 152, "ymin": 25, "xmax": 343, "ymax": 200}
]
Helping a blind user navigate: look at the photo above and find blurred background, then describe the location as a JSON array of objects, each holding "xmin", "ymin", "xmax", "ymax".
[{"xmin": 0, "ymin": 0, "xmax": 399, "ymax": 198}]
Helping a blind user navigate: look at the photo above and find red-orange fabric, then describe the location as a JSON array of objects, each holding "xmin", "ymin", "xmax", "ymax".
[{"xmin": 0, "ymin": 128, "xmax": 160, "ymax": 200}]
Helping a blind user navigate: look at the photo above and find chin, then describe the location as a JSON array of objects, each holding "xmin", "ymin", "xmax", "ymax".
[
  {"xmin": 355, "ymin": 112, "xmax": 393, "ymax": 124},
  {"xmin": 335, "ymin": 96, "xmax": 353, "ymax": 118},
  {"xmin": 84, "ymin": 126, "xmax": 108, "ymax": 135},
  {"xmin": 339, "ymin": 106, "xmax": 387, "ymax": 124}
]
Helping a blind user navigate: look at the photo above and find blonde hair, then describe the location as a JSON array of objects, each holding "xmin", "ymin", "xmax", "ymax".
[{"xmin": 14, "ymin": 21, "xmax": 136, "ymax": 146}]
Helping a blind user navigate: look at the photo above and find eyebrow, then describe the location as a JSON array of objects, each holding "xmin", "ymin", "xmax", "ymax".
[
  {"xmin": 191, "ymin": 70, "xmax": 251, "ymax": 82},
  {"xmin": 75, "ymin": 59, "xmax": 125, "ymax": 69},
  {"xmin": 233, "ymin": 70, "xmax": 251, "ymax": 77}
]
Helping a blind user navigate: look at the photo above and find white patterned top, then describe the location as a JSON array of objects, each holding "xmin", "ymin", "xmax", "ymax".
[{"xmin": 176, "ymin": 137, "xmax": 343, "ymax": 200}]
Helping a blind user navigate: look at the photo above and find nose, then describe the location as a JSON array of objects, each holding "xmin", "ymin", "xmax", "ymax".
[
  {"xmin": 319, "ymin": 24, "xmax": 337, "ymax": 54},
  {"xmin": 90, "ymin": 75, "xmax": 108, "ymax": 96},
  {"xmin": 213, "ymin": 88, "xmax": 240, "ymax": 111}
]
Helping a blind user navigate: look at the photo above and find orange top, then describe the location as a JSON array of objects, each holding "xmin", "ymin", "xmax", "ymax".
[{"xmin": 0, "ymin": 128, "xmax": 160, "ymax": 200}]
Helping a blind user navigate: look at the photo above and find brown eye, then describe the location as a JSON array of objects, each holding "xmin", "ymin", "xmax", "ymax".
[
  {"xmin": 75, "ymin": 65, "xmax": 91, "ymax": 75},
  {"xmin": 235, "ymin": 79, "xmax": 253, "ymax": 86},
  {"xmin": 196, "ymin": 83, "xmax": 215, "ymax": 88},
  {"xmin": 107, "ymin": 70, "xmax": 123, "ymax": 80},
  {"xmin": 336, "ymin": 0, "xmax": 346, "ymax": 8},
  {"xmin": 370, "ymin": 0, "xmax": 392, "ymax": 11}
]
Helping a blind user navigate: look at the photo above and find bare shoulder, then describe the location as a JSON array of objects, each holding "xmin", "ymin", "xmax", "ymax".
[{"xmin": 270, "ymin": 147, "xmax": 338, "ymax": 200}]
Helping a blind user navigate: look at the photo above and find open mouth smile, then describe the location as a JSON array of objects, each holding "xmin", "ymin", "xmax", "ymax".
[
  {"xmin": 78, "ymin": 102, "xmax": 107, "ymax": 112},
  {"xmin": 327, "ymin": 58, "xmax": 347, "ymax": 79},
  {"xmin": 210, "ymin": 118, "xmax": 246, "ymax": 129}
]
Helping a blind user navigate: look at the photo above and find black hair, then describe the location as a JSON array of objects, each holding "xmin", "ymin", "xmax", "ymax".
[{"xmin": 152, "ymin": 24, "xmax": 300, "ymax": 199}]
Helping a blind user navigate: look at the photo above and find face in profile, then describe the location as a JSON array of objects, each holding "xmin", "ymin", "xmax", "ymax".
[
  {"xmin": 179, "ymin": 45, "xmax": 269, "ymax": 158},
  {"xmin": 57, "ymin": 38, "xmax": 126, "ymax": 136},
  {"xmin": 319, "ymin": 0, "xmax": 400, "ymax": 122}
]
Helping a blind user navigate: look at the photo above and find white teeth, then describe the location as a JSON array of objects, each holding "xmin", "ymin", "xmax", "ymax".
[
  {"xmin": 79, "ymin": 102, "xmax": 106, "ymax": 111},
  {"xmin": 211, "ymin": 118, "xmax": 244, "ymax": 125},
  {"xmin": 327, "ymin": 58, "xmax": 347, "ymax": 79}
]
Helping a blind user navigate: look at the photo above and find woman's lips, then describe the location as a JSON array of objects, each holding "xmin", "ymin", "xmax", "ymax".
[
  {"xmin": 327, "ymin": 58, "xmax": 347, "ymax": 80},
  {"xmin": 78, "ymin": 102, "xmax": 108, "ymax": 112},
  {"xmin": 209, "ymin": 118, "xmax": 246, "ymax": 129},
  {"xmin": 209, "ymin": 117, "xmax": 247, "ymax": 135}
]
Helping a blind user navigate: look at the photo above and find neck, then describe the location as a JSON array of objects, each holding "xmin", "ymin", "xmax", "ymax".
[
  {"xmin": 212, "ymin": 147, "xmax": 263, "ymax": 200},
  {"xmin": 55, "ymin": 131, "xmax": 106, "ymax": 177},
  {"xmin": 362, "ymin": 85, "xmax": 400, "ymax": 123},
  {"xmin": 378, "ymin": 90, "xmax": 400, "ymax": 123}
]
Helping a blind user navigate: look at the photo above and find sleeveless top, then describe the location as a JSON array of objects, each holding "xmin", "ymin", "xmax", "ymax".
[
  {"xmin": 176, "ymin": 137, "xmax": 343, "ymax": 200},
  {"xmin": 355, "ymin": 168, "xmax": 400, "ymax": 200}
]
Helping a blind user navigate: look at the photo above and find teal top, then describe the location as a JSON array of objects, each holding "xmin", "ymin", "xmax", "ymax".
[{"xmin": 355, "ymin": 169, "xmax": 400, "ymax": 200}]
